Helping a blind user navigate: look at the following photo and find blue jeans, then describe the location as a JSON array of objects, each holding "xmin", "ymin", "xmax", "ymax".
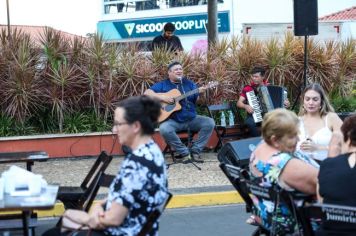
[{"xmin": 159, "ymin": 115, "xmax": 215, "ymax": 156}]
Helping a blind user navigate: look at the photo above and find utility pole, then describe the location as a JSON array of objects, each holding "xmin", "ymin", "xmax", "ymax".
[
  {"xmin": 6, "ymin": 0, "xmax": 11, "ymax": 41},
  {"xmin": 207, "ymin": 0, "xmax": 218, "ymax": 49}
]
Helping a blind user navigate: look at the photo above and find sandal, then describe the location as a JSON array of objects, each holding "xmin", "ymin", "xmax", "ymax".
[{"xmin": 246, "ymin": 215, "xmax": 258, "ymax": 226}]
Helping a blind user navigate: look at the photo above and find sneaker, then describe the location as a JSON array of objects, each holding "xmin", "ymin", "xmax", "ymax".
[
  {"xmin": 175, "ymin": 154, "xmax": 191, "ymax": 164},
  {"xmin": 191, "ymin": 152, "xmax": 204, "ymax": 163}
]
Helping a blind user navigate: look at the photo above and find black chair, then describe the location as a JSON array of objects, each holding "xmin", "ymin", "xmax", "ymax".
[
  {"xmin": 300, "ymin": 203, "xmax": 356, "ymax": 236},
  {"xmin": 137, "ymin": 192, "xmax": 172, "ymax": 236},
  {"xmin": 57, "ymin": 151, "xmax": 113, "ymax": 211},
  {"xmin": 205, "ymin": 101, "xmax": 249, "ymax": 151},
  {"xmin": 219, "ymin": 163, "xmax": 270, "ymax": 236}
]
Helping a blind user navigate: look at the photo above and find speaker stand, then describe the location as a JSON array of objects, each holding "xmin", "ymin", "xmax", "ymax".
[{"xmin": 292, "ymin": 35, "xmax": 308, "ymax": 110}]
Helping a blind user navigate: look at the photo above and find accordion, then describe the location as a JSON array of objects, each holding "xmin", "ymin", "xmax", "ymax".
[{"xmin": 246, "ymin": 85, "xmax": 286, "ymax": 123}]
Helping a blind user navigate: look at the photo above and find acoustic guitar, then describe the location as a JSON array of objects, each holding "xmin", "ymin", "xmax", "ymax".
[{"xmin": 157, "ymin": 81, "xmax": 218, "ymax": 123}]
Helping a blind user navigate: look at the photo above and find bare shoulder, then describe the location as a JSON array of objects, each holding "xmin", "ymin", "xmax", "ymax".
[
  {"xmin": 328, "ymin": 112, "xmax": 342, "ymax": 123},
  {"xmin": 327, "ymin": 112, "xmax": 343, "ymax": 130}
]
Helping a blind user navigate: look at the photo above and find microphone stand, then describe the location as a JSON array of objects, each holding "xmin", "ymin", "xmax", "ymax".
[{"xmin": 179, "ymin": 77, "xmax": 201, "ymax": 171}]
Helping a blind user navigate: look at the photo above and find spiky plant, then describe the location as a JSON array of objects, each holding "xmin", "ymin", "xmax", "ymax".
[
  {"xmin": 307, "ymin": 39, "xmax": 338, "ymax": 92},
  {"xmin": 150, "ymin": 46, "xmax": 176, "ymax": 78},
  {"xmin": 0, "ymin": 30, "xmax": 43, "ymax": 124},
  {"xmin": 333, "ymin": 39, "xmax": 356, "ymax": 98},
  {"xmin": 116, "ymin": 44, "xmax": 157, "ymax": 98},
  {"xmin": 84, "ymin": 34, "xmax": 109, "ymax": 117},
  {"xmin": 233, "ymin": 36, "xmax": 264, "ymax": 91}
]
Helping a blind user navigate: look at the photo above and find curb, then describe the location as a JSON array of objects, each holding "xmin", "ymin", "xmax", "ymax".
[{"xmin": 0, "ymin": 191, "xmax": 243, "ymax": 218}]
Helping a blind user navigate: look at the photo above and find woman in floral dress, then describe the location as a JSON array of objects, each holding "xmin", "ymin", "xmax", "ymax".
[
  {"xmin": 249, "ymin": 109, "xmax": 319, "ymax": 235},
  {"xmin": 43, "ymin": 95, "xmax": 168, "ymax": 236}
]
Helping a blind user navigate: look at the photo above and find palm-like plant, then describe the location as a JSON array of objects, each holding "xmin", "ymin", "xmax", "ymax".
[
  {"xmin": 333, "ymin": 39, "xmax": 356, "ymax": 97},
  {"xmin": 307, "ymin": 39, "xmax": 338, "ymax": 92},
  {"xmin": 0, "ymin": 30, "xmax": 43, "ymax": 124},
  {"xmin": 116, "ymin": 44, "xmax": 157, "ymax": 98}
]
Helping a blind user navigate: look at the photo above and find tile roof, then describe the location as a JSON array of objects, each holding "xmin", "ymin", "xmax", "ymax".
[
  {"xmin": 0, "ymin": 25, "xmax": 86, "ymax": 44},
  {"xmin": 319, "ymin": 6, "xmax": 356, "ymax": 21}
]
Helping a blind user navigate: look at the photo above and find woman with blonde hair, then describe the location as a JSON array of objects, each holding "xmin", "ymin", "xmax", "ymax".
[
  {"xmin": 297, "ymin": 83, "xmax": 343, "ymax": 162},
  {"xmin": 249, "ymin": 108, "xmax": 319, "ymax": 235}
]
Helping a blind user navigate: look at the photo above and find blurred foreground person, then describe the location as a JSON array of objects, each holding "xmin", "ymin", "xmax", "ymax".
[
  {"xmin": 43, "ymin": 96, "xmax": 168, "ymax": 236},
  {"xmin": 317, "ymin": 114, "xmax": 356, "ymax": 236},
  {"xmin": 249, "ymin": 109, "xmax": 319, "ymax": 235}
]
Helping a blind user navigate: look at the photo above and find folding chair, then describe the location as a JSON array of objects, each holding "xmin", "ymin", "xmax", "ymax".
[
  {"xmin": 57, "ymin": 151, "xmax": 113, "ymax": 211},
  {"xmin": 301, "ymin": 203, "xmax": 356, "ymax": 236},
  {"xmin": 219, "ymin": 163, "xmax": 270, "ymax": 236},
  {"xmin": 205, "ymin": 101, "xmax": 249, "ymax": 151}
]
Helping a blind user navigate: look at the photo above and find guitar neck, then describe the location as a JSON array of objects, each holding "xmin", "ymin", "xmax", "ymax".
[{"xmin": 175, "ymin": 88, "xmax": 200, "ymax": 102}]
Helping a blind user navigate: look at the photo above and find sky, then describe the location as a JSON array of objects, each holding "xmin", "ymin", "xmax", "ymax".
[{"xmin": 0, "ymin": 0, "xmax": 355, "ymax": 37}]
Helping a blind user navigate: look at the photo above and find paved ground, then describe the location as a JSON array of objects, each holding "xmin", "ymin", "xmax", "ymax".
[
  {"xmin": 0, "ymin": 152, "xmax": 255, "ymax": 236},
  {"xmin": 0, "ymin": 152, "xmax": 233, "ymax": 195}
]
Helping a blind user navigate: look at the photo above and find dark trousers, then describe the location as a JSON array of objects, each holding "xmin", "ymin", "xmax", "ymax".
[
  {"xmin": 42, "ymin": 227, "xmax": 107, "ymax": 236},
  {"xmin": 245, "ymin": 115, "xmax": 261, "ymax": 137}
]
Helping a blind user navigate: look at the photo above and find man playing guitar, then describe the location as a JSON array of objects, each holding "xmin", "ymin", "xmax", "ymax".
[{"xmin": 144, "ymin": 61, "xmax": 215, "ymax": 163}]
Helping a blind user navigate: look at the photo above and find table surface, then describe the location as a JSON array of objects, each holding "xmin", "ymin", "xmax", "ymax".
[
  {"xmin": 0, "ymin": 151, "xmax": 48, "ymax": 164},
  {"xmin": 0, "ymin": 185, "xmax": 59, "ymax": 211}
]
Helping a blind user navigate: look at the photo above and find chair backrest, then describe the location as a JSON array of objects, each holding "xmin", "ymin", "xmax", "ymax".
[
  {"xmin": 301, "ymin": 203, "xmax": 356, "ymax": 236},
  {"xmin": 219, "ymin": 163, "xmax": 253, "ymax": 212},
  {"xmin": 79, "ymin": 151, "xmax": 113, "ymax": 210},
  {"xmin": 217, "ymin": 136, "xmax": 262, "ymax": 168},
  {"xmin": 137, "ymin": 192, "xmax": 172, "ymax": 236}
]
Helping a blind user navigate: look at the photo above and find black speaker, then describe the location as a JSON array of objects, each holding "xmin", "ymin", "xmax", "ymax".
[
  {"xmin": 217, "ymin": 137, "xmax": 262, "ymax": 169},
  {"xmin": 293, "ymin": 0, "xmax": 318, "ymax": 36}
]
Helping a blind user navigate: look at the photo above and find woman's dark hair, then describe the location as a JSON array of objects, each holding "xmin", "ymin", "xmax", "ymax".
[
  {"xmin": 164, "ymin": 22, "xmax": 175, "ymax": 32},
  {"xmin": 341, "ymin": 114, "xmax": 356, "ymax": 146},
  {"xmin": 117, "ymin": 95, "xmax": 161, "ymax": 135}
]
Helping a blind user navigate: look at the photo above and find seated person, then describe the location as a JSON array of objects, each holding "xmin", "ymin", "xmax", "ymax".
[
  {"xmin": 317, "ymin": 114, "xmax": 356, "ymax": 235},
  {"xmin": 144, "ymin": 61, "xmax": 215, "ymax": 163},
  {"xmin": 297, "ymin": 83, "xmax": 343, "ymax": 162},
  {"xmin": 43, "ymin": 96, "xmax": 168, "ymax": 236},
  {"xmin": 237, "ymin": 66, "xmax": 290, "ymax": 137},
  {"xmin": 249, "ymin": 109, "xmax": 319, "ymax": 235}
]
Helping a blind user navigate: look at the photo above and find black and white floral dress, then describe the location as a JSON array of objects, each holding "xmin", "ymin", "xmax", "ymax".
[{"xmin": 104, "ymin": 140, "xmax": 168, "ymax": 236}]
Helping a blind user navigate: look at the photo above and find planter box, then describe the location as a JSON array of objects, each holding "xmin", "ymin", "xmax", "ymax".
[{"xmin": 0, "ymin": 130, "xmax": 220, "ymax": 158}]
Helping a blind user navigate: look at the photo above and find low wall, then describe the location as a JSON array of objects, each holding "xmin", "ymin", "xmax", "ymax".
[{"xmin": 0, "ymin": 130, "xmax": 220, "ymax": 158}]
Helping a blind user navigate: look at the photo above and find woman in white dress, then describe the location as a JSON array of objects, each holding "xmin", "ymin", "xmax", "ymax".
[{"xmin": 297, "ymin": 83, "xmax": 343, "ymax": 162}]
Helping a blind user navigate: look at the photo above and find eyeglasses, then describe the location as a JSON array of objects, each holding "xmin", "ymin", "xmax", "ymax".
[{"xmin": 114, "ymin": 122, "xmax": 129, "ymax": 127}]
